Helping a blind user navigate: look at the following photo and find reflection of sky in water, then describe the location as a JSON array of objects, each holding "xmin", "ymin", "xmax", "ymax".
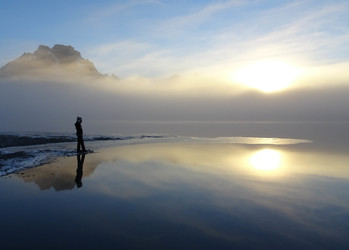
[{"xmin": 1, "ymin": 142, "xmax": 349, "ymax": 249}]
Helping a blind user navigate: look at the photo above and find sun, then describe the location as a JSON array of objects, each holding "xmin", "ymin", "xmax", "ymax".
[
  {"xmin": 233, "ymin": 60, "xmax": 299, "ymax": 93},
  {"xmin": 250, "ymin": 149, "xmax": 281, "ymax": 171}
]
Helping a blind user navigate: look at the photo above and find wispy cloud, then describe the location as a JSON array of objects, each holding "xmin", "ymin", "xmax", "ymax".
[
  {"xmin": 156, "ymin": 0, "xmax": 244, "ymax": 36},
  {"xmin": 166, "ymin": 0, "xmax": 242, "ymax": 26},
  {"xmin": 85, "ymin": 0, "xmax": 162, "ymax": 23},
  {"xmin": 86, "ymin": 41, "xmax": 154, "ymax": 75},
  {"xmin": 81, "ymin": 0, "xmax": 349, "ymax": 89}
]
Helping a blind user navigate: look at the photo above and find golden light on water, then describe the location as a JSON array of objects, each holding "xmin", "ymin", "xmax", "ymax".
[
  {"xmin": 233, "ymin": 60, "xmax": 299, "ymax": 92},
  {"xmin": 250, "ymin": 149, "xmax": 281, "ymax": 171}
]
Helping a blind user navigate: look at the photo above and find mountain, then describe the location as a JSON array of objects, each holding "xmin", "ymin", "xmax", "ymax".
[{"xmin": 0, "ymin": 44, "xmax": 117, "ymax": 80}]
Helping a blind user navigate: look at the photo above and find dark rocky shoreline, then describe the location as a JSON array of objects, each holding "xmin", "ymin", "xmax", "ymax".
[{"xmin": 0, "ymin": 134, "xmax": 76, "ymax": 148}]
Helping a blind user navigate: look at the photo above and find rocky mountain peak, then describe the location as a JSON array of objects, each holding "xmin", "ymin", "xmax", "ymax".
[
  {"xmin": 32, "ymin": 44, "xmax": 82, "ymax": 63},
  {"xmin": 35, "ymin": 45, "xmax": 51, "ymax": 54},
  {"xmin": 52, "ymin": 44, "xmax": 82, "ymax": 61},
  {"xmin": 0, "ymin": 44, "xmax": 108, "ymax": 80}
]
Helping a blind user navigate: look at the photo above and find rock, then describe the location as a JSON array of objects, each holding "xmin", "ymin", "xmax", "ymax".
[{"xmin": 0, "ymin": 44, "xmax": 114, "ymax": 80}]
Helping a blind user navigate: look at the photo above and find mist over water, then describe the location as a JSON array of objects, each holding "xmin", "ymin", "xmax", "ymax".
[
  {"xmin": 83, "ymin": 120, "xmax": 349, "ymax": 152},
  {"xmin": 1, "ymin": 78, "xmax": 349, "ymax": 135}
]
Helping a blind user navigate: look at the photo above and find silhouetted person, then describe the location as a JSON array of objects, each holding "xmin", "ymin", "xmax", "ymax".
[
  {"xmin": 75, "ymin": 116, "xmax": 86, "ymax": 153},
  {"xmin": 75, "ymin": 154, "xmax": 85, "ymax": 188}
]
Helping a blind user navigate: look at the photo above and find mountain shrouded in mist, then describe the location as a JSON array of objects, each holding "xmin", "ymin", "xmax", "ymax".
[
  {"xmin": 1, "ymin": 44, "xmax": 349, "ymax": 134},
  {"xmin": 0, "ymin": 44, "xmax": 117, "ymax": 80}
]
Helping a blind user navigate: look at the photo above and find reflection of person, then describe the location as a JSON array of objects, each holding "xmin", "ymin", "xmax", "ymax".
[
  {"xmin": 75, "ymin": 154, "xmax": 85, "ymax": 188},
  {"xmin": 75, "ymin": 116, "xmax": 86, "ymax": 153}
]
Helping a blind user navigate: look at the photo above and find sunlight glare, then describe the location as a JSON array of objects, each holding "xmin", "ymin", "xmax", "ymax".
[
  {"xmin": 233, "ymin": 60, "xmax": 299, "ymax": 92},
  {"xmin": 250, "ymin": 149, "xmax": 281, "ymax": 171}
]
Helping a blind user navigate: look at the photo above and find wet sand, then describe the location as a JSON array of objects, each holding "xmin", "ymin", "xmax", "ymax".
[{"xmin": 1, "ymin": 142, "xmax": 349, "ymax": 249}]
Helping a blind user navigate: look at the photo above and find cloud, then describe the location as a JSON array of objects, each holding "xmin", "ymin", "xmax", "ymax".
[
  {"xmin": 83, "ymin": 0, "xmax": 349, "ymax": 88},
  {"xmin": 85, "ymin": 0, "xmax": 162, "ymax": 23},
  {"xmin": 157, "ymin": 0, "xmax": 243, "ymax": 34},
  {"xmin": 86, "ymin": 41, "xmax": 153, "ymax": 76}
]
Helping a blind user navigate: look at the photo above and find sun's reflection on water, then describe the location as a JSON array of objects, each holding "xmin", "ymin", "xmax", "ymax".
[{"xmin": 249, "ymin": 149, "xmax": 282, "ymax": 172}]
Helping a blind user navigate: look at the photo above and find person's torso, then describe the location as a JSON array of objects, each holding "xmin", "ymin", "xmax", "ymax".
[{"xmin": 75, "ymin": 122, "xmax": 83, "ymax": 134}]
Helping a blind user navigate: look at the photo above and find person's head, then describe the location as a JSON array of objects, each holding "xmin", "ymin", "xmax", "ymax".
[{"xmin": 77, "ymin": 116, "xmax": 82, "ymax": 123}]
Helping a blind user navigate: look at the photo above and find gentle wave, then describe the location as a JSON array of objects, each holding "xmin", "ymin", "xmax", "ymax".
[{"xmin": 0, "ymin": 133, "xmax": 168, "ymax": 148}]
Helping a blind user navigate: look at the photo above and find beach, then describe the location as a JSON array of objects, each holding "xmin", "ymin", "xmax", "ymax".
[{"xmin": 1, "ymin": 132, "xmax": 349, "ymax": 249}]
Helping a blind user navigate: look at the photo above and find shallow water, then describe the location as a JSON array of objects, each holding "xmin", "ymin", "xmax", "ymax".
[{"xmin": 1, "ymin": 140, "xmax": 349, "ymax": 249}]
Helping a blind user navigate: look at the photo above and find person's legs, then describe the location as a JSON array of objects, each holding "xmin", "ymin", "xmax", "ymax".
[
  {"xmin": 77, "ymin": 135, "xmax": 82, "ymax": 152},
  {"xmin": 77, "ymin": 134, "xmax": 86, "ymax": 152},
  {"xmin": 81, "ymin": 139, "xmax": 86, "ymax": 151}
]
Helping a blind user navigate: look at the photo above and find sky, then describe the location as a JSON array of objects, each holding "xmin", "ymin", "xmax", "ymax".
[
  {"xmin": 1, "ymin": 0, "xmax": 349, "ymax": 133},
  {"xmin": 1, "ymin": 0, "xmax": 349, "ymax": 79}
]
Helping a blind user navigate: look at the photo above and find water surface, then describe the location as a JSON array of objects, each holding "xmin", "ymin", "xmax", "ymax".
[{"xmin": 1, "ymin": 140, "xmax": 349, "ymax": 249}]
